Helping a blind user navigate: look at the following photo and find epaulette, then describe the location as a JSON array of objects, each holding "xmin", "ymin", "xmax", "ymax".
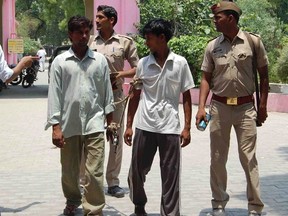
[
  {"xmin": 118, "ymin": 34, "xmax": 134, "ymax": 41},
  {"xmin": 246, "ymin": 32, "xmax": 260, "ymax": 38},
  {"xmin": 207, "ymin": 34, "xmax": 221, "ymax": 43}
]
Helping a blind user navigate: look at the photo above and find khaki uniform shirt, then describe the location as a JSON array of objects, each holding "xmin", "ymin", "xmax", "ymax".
[
  {"xmin": 201, "ymin": 29, "xmax": 268, "ymax": 97},
  {"xmin": 90, "ymin": 32, "xmax": 139, "ymax": 90}
]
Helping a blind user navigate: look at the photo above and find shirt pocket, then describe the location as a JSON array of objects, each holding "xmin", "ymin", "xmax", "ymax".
[
  {"xmin": 165, "ymin": 75, "xmax": 181, "ymax": 99},
  {"xmin": 213, "ymin": 53, "xmax": 228, "ymax": 65},
  {"xmin": 110, "ymin": 48, "xmax": 124, "ymax": 63},
  {"xmin": 235, "ymin": 51, "xmax": 252, "ymax": 65}
]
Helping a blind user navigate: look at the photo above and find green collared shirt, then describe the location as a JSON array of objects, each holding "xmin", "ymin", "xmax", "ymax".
[{"xmin": 45, "ymin": 47, "xmax": 115, "ymax": 138}]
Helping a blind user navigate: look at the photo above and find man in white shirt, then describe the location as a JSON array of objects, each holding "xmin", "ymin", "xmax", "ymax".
[
  {"xmin": 36, "ymin": 47, "xmax": 47, "ymax": 71},
  {"xmin": 124, "ymin": 18, "xmax": 195, "ymax": 216}
]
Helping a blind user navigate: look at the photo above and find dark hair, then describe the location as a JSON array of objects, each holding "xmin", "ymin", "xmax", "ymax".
[
  {"xmin": 223, "ymin": 10, "xmax": 240, "ymax": 23},
  {"xmin": 97, "ymin": 5, "xmax": 118, "ymax": 26},
  {"xmin": 68, "ymin": 15, "xmax": 93, "ymax": 32},
  {"xmin": 141, "ymin": 18, "xmax": 174, "ymax": 42}
]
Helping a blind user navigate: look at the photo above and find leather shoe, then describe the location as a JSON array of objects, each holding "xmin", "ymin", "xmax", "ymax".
[
  {"xmin": 134, "ymin": 205, "xmax": 147, "ymax": 216},
  {"xmin": 107, "ymin": 186, "xmax": 125, "ymax": 198},
  {"xmin": 248, "ymin": 210, "xmax": 261, "ymax": 216},
  {"xmin": 210, "ymin": 208, "xmax": 226, "ymax": 216}
]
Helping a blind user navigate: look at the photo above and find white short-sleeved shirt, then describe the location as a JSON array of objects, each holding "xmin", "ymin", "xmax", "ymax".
[
  {"xmin": 0, "ymin": 45, "xmax": 13, "ymax": 82},
  {"xmin": 134, "ymin": 51, "xmax": 195, "ymax": 134}
]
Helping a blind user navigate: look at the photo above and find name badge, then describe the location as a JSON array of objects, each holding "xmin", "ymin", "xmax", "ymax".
[{"xmin": 227, "ymin": 97, "xmax": 238, "ymax": 105}]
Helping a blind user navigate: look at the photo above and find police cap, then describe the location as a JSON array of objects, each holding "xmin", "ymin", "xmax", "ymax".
[{"xmin": 211, "ymin": 1, "xmax": 242, "ymax": 16}]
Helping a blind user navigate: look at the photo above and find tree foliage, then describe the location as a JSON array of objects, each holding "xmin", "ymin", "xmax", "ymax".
[
  {"xmin": 274, "ymin": 44, "xmax": 288, "ymax": 83},
  {"xmin": 138, "ymin": 0, "xmax": 216, "ymax": 37},
  {"xmin": 15, "ymin": 0, "xmax": 85, "ymax": 46},
  {"xmin": 237, "ymin": 0, "xmax": 284, "ymax": 52}
]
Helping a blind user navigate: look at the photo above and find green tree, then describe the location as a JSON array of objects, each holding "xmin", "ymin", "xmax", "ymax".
[
  {"xmin": 15, "ymin": 0, "xmax": 85, "ymax": 46},
  {"xmin": 274, "ymin": 44, "xmax": 288, "ymax": 83},
  {"xmin": 137, "ymin": 0, "xmax": 216, "ymax": 37},
  {"xmin": 237, "ymin": 0, "xmax": 286, "ymax": 82},
  {"xmin": 237, "ymin": 0, "xmax": 284, "ymax": 52}
]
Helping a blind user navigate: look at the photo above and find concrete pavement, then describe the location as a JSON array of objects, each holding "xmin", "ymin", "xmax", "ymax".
[{"xmin": 0, "ymin": 70, "xmax": 287, "ymax": 216}]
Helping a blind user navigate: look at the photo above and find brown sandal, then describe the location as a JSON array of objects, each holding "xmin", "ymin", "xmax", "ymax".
[{"xmin": 63, "ymin": 204, "xmax": 78, "ymax": 216}]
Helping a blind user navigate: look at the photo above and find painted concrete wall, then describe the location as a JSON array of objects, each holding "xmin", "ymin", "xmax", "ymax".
[
  {"xmin": 2, "ymin": 0, "xmax": 17, "ymax": 64},
  {"xmin": 93, "ymin": 0, "xmax": 139, "ymax": 35}
]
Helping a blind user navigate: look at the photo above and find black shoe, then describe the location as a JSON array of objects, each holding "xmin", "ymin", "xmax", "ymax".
[
  {"xmin": 63, "ymin": 204, "xmax": 78, "ymax": 216},
  {"xmin": 248, "ymin": 210, "xmax": 261, "ymax": 216},
  {"xmin": 134, "ymin": 205, "xmax": 147, "ymax": 216},
  {"xmin": 107, "ymin": 186, "xmax": 125, "ymax": 198},
  {"xmin": 209, "ymin": 208, "xmax": 226, "ymax": 216}
]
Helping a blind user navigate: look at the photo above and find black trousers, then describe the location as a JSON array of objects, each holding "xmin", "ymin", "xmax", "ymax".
[{"xmin": 128, "ymin": 128, "xmax": 181, "ymax": 216}]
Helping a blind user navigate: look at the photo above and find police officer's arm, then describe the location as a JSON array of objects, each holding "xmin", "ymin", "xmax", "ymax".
[
  {"xmin": 181, "ymin": 90, "xmax": 192, "ymax": 148},
  {"xmin": 195, "ymin": 71, "xmax": 212, "ymax": 127},
  {"xmin": 116, "ymin": 67, "xmax": 136, "ymax": 79},
  {"xmin": 124, "ymin": 88, "xmax": 141, "ymax": 146},
  {"xmin": 257, "ymin": 65, "xmax": 269, "ymax": 123}
]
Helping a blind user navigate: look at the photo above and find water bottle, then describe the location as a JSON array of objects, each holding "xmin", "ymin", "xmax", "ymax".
[{"xmin": 197, "ymin": 113, "xmax": 211, "ymax": 131}]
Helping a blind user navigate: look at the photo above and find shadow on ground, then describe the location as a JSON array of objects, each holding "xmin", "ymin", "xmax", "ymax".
[
  {"xmin": 0, "ymin": 202, "xmax": 43, "ymax": 213},
  {"xmin": 278, "ymin": 146, "xmax": 288, "ymax": 161},
  {"xmin": 0, "ymin": 84, "xmax": 48, "ymax": 99}
]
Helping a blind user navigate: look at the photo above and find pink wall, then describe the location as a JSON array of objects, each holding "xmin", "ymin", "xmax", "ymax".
[
  {"xmin": 2, "ymin": 0, "xmax": 17, "ymax": 64},
  {"xmin": 93, "ymin": 0, "xmax": 139, "ymax": 35}
]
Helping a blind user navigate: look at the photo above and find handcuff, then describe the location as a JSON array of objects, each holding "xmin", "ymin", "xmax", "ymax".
[{"xmin": 106, "ymin": 77, "xmax": 143, "ymax": 153}]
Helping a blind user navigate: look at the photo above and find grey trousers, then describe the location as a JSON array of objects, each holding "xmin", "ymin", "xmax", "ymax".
[{"xmin": 128, "ymin": 128, "xmax": 181, "ymax": 216}]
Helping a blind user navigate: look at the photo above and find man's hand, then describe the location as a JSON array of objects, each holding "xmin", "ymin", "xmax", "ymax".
[
  {"xmin": 124, "ymin": 127, "xmax": 133, "ymax": 146},
  {"xmin": 106, "ymin": 122, "xmax": 118, "ymax": 142},
  {"xmin": 180, "ymin": 128, "xmax": 191, "ymax": 147},
  {"xmin": 19, "ymin": 56, "xmax": 39, "ymax": 68},
  {"xmin": 195, "ymin": 108, "xmax": 207, "ymax": 128},
  {"xmin": 257, "ymin": 105, "xmax": 268, "ymax": 124},
  {"xmin": 52, "ymin": 124, "xmax": 65, "ymax": 148},
  {"xmin": 110, "ymin": 72, "xmax": 120, "ymax": 90}
]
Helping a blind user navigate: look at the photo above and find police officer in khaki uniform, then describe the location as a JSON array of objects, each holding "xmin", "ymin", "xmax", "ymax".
[
  {"xmin": 196, "ymin": 1, "xmax": 269, "ymax": 216},
  {"xmin": 90, "ymin": 5, "xmax": 139, "ymax": 198}
]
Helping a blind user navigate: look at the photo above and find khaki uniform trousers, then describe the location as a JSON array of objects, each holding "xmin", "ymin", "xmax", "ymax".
[
  {"xmin": 61, "ymin": 132, "xmax": 105, "ymax": 216},
  {"xmin": 106, "ymin": 89, "xmax": 125, "ymax": 187},
  {"xmin": 209, "ymin": 100, "xmax": 264, "ymax": 213}
]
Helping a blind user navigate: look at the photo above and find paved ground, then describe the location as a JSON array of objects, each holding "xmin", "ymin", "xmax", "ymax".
[{"xmin": 0, "ymin": 68, "xmax": 287, "ymax": 216}]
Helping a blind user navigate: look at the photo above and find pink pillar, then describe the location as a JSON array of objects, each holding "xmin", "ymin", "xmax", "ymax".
[
  {"xmin": 2, "ymin": 0, "xmax": 17, "ymax": 64},
  {"xmin": 93, "ymin": 0, "xmax": 139, "ymax": 35}
]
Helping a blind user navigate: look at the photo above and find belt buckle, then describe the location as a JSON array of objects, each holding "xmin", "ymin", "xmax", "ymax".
[{"xmin": 227, "ymin": 97, "xmax": 238, "ymax": 105}]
